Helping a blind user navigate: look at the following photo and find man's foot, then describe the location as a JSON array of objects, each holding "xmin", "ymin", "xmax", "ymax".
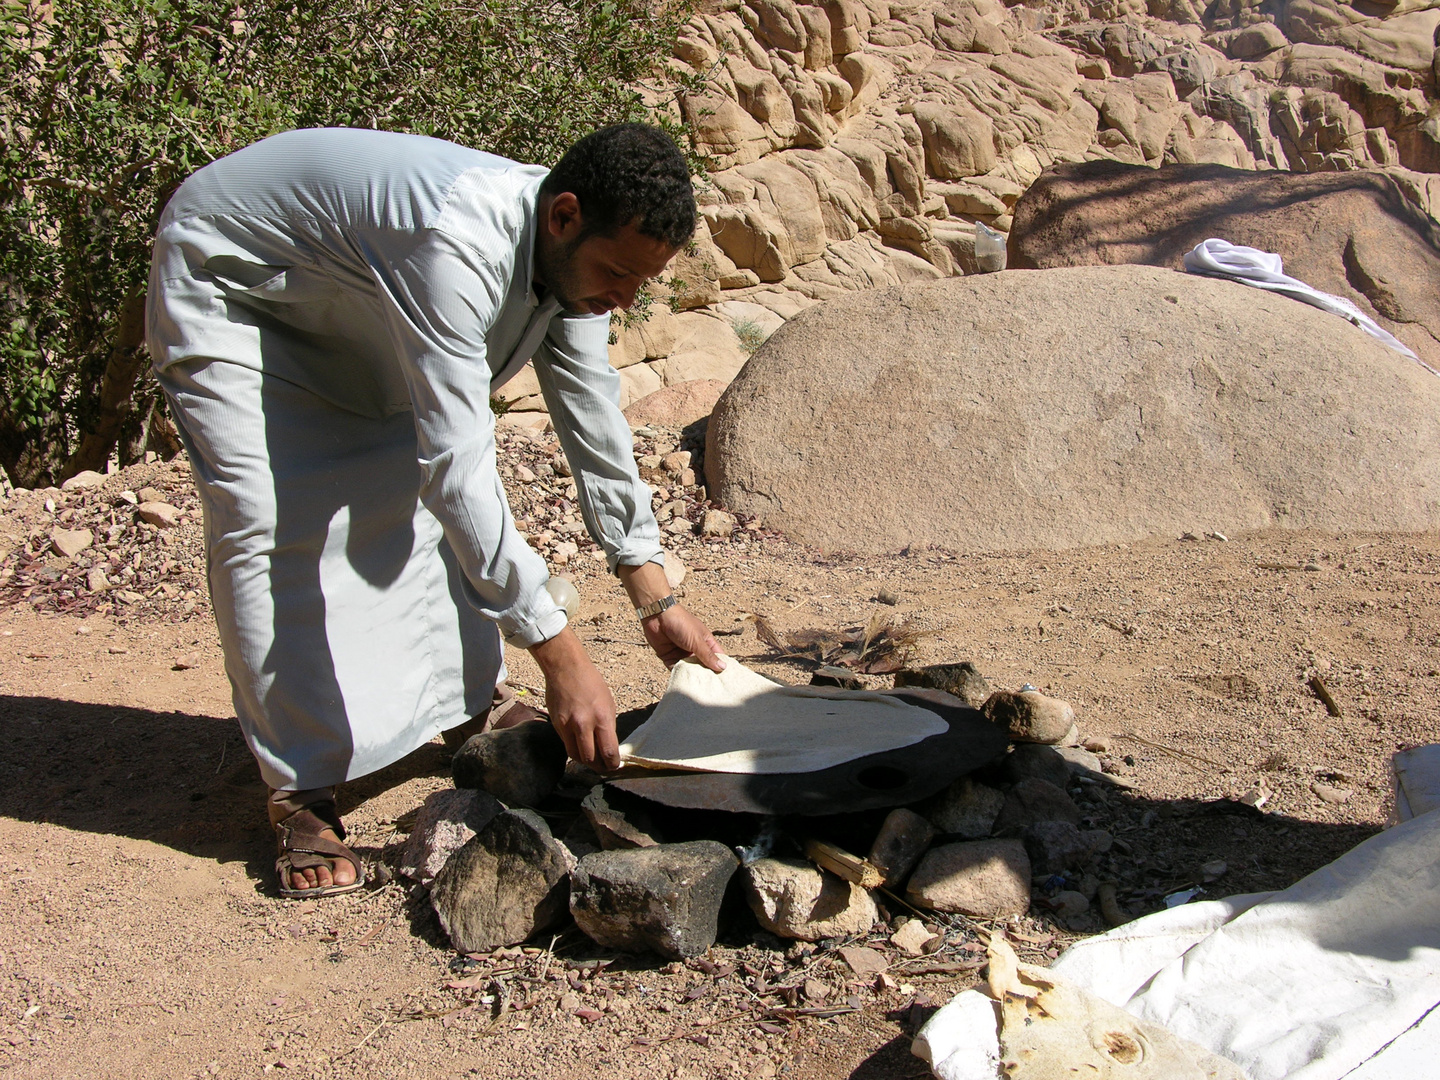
[{"xmin": 273, "ymin": 803, "xmax": 364, "ymax": 899}]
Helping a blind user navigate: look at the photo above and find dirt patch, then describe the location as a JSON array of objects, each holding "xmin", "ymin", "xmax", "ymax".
[{"xmin": 1, "ymin": 447, "xmax": 1436, "ymax": 1078}]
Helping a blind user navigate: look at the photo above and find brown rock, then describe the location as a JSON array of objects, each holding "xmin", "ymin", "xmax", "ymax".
[
  {"xmin": 984, "ymin": 691, "xmax": 1076, "ymax": 744},
  {"xmin": 1002, "ymin": 743, "xmax": 1073, "ymax": 789},
  {"xmin": 706, "ymin": 265, "xmax": 1440, "ymax": 555},
  {"xmin": 1227, "ymin": 21, "xmax": 1288, "ymax": 59},
  {"xmin": 136, "ymin": 501, "xmax": 181, "ymax": 529},
  {"xmin": 623, "ymin": 380, "xmax": 728, "ymax": 429},
  {"xmin": 700, "ymin": 509, "xmax": 737, "ymax": 538},
  {"xmin": 1010, "ymin": 162, "xmax": 1440, "ymax": 370},
  {"xmin": 50, "ymin": 528, "xmax": 93, "ymax": 558},
  {"xmin": 889, "ymin": 918, "xmax": 937, "ymax": 956},
  {"xmin": 582, "ymin": 786, "xmax": 662, "ymax": 850},
  {"xmin": 60, "ymin": 470, "xmax": 105, "ymax": 492},
  {"xmin": 906, "ymin": 839, "xmax": 1031, "ymax": 918},
  {"xmin": 743, "ymin": 857, "xmax": 877, "ymax": 940},
  {"xmin": 451, "ymin": 721, "xmax": 568, "ymax": 807}
]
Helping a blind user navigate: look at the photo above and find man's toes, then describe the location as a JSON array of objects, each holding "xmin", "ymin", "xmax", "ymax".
[
  {"xmin": 332, "ymin": 859, "xmax": 356, "ymax": 887},
  {"xmin": 313, "ymin": 863, "xmax": 334, "ymax": 889}
]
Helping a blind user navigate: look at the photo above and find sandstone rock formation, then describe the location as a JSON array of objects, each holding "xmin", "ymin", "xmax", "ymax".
[
  {"xmin": 705, "ymin": 264, "xmax": 1440, "ymax": 553},
  {"xmin": 497, "ymin": 0, "xmax": 1440, "ymax": 429},
  {"xmin": 1010, "ymin": 160, "xmax": 1440, "ymax": 367}
]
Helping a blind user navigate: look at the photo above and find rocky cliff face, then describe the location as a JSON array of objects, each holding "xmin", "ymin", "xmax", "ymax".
[{"xmin": 495, "ymin": 0, "xmax": 1440, "ymax": 425}]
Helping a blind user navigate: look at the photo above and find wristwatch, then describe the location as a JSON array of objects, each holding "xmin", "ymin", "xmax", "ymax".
[{"xmin": 635, "ymin": 594, "xmax": 678, "ymax": 620}]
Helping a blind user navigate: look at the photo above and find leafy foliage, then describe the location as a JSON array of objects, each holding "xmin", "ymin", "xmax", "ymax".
[{"xmin": 0, "ymin": 0, "xmax": 696, "ymax": 487}]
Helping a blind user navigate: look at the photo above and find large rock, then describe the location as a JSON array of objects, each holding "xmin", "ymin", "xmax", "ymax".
[
  {"xmin": 743, "ymin": 857, "xmax": 878, "ymax": 940},
  {"xmin": 430, "ymin": 809, "xmax": 576, "ymax": 953},
  {"xmin": 569, "ymin": 842, "xmax": 739, "ymax": 959},
  {"xmin": 705, "ymin": 264, "xmax": 1440, "ymax": 555},
  {"xmin": 1009, "ymin": 161, "xmax": 1440, "ymax": 369}
]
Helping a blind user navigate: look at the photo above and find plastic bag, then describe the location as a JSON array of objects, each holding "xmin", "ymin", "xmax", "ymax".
[{"xmin": 975, "ymin": 221, "xmax": 1007, "ymax": 273}]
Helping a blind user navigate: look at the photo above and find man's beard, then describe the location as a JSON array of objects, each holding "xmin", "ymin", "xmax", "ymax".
[{"xmin": 534, "ymin": 234, "xmax": 592, "ymax": 316}]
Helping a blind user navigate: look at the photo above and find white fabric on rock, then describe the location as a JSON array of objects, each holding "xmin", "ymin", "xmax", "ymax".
[
  {"xmin": 619, "ymin": 658, "xmax": 949, "ymax": 774},
  {"xmin": 1183, "ymin": 239, "xmax": 1435, "ymax": 375},
  {"xmin": 147, "ymin": 128, "xmax": 662, "ymax": 789}
]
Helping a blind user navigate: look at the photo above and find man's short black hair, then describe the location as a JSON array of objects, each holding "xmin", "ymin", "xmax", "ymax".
[{"xmin": 541, "ymin": 123, "xmax": 696, "ymax": 248}]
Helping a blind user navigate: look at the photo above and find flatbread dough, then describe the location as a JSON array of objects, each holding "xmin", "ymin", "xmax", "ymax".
[{"xmin": 618, "ymin": 658, "xmax": 949, "ymax": 774}]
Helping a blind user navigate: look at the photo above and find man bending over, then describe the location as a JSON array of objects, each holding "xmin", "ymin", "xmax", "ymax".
[{"xmin": 146, "ymin": 123, "xmax": 724, "ymax": 898}]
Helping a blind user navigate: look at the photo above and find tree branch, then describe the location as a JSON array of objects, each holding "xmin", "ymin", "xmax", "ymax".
[{"xmin": 62, "ymin": 284, "xmax": 149, "ymax": 480}]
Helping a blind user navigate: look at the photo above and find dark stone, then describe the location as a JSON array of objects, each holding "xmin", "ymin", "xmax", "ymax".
[
  {"xmin": 1023, "ymin": 820, "xmax": 1096, "ymax": 876},
  {"xmin": 569, "ymin": 841, "xmax": 740, "ymax": 959},
  {"xmin": 867, "ymin": 807, "xmax": 936, "ymax": 886},
  {"xmin": 430, "ymin": 809, "xmax": 575, "ymax": 953},
  {"xmin": 452, "ymin": 721, "xmax": 567, "ymax": 806},
  {"xmin": 582, "ymin": 785, "xmax": 663, "ymax": 850},
  {"xmin": 1002, "ymin": 744, "xmax": 1073, "ymax": 790},
  {"xmin": 991, "ymin": 778, "xmax": 1082, "ymax": 836},
  {"xmin": 893, "ymin": 662, "xmax": 991, "ymax": 706}
]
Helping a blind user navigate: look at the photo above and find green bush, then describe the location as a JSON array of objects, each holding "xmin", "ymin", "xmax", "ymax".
[{"xmin": 0, "ymin": 0, "xmax": 697, "ymax": 488}]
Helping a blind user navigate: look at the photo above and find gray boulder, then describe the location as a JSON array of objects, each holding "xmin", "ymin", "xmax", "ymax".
[
  {"xmin": 569, "ymin": 842, "xmax": 739, "ymax": 959},
  {"xmin": 430, "ymin": 809, "xmax": 575, "ymax": 953},
  {"xmin": 706, "ymin": 265, "xmax": 1440, "ymax": 555}
]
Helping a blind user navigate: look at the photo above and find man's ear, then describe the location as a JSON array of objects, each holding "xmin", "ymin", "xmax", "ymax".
[{"xmin": 546, "ymin": 192, "xmax": 584, "ymax": 240}]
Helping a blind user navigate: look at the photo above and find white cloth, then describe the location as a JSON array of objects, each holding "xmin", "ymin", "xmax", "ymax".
[
  {"xmin": 1050, "ymin": 808, "xmax": 1440, "ymax": 1080},
  {"xmin": 1183, "ymin": 239, "xmax": 1436, "ymax": 375},
  {"xmin": 147, "ymin": 128, "xmax": 662, "ymax": 788}
]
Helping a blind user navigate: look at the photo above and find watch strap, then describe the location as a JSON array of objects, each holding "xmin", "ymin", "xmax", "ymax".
[{"xmin": 635, "ymin": 594, "xmax": 678, "ymax": 620}]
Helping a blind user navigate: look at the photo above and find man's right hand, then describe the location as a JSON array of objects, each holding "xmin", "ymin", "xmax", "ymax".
[{"xmin": 529, "ymin": 627, "xmax": 619, "ymax": 771}]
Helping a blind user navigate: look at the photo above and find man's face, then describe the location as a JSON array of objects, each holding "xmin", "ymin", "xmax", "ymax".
[{"xmin": 535, "ymin": 193, "xmax": 679, "ymax": 317}]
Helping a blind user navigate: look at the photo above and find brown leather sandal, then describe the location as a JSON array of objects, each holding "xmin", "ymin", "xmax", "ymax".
[{"xmin": 274, "ymin": 802, "xmax": 366, "ymax": 899}]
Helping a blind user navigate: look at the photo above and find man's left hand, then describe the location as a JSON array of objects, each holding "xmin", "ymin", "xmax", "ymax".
[{"xmin": 642, "ymin": 604, "xmax": 727, "ymax": 671}]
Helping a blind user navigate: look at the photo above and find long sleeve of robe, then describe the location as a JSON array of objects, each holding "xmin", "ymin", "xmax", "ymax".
[{"xmin": 145, "ymin": 127, "xmax": 662, "ymax": 788}]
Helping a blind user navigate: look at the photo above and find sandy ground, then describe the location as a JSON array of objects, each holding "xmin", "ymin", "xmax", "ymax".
[{"xmin": 2, "ymin": 473, "xmax": 1437, "ymax": 1077}]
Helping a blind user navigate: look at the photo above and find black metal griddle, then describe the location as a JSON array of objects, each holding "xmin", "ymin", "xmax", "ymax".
[{"xmin": 608, "ymin": 691, "xmax": 1008, "ymax": 816}]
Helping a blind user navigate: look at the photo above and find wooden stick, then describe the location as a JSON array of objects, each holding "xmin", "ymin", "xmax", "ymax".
[
  {"xmin": 803, "ymin": 838, "xmax": 883, "ymax": 889},
  {"xmin": 1308, "ymin": 675, "xmax": 1342, "ymax": 718},
  {"xmin": 1097, "ymin": 883, "xmax": 1128, "ymax": 928},
  {"xmin": 1119, "ymin": 732, "xmax": 1228, "ymax": 771}
]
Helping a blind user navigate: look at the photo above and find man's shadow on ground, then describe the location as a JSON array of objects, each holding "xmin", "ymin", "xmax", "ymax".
[{"xmin": 0, "ymin": 694, "xmax": 448, "ymax": 888}]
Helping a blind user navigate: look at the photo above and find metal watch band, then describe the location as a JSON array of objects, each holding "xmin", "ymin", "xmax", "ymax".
[{"xmin": 635, "ymin": 594, "xmax": 678, "ymax": 620}]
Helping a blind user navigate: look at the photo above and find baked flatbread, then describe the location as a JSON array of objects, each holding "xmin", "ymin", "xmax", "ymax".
[
  {"xmin": 618, "ymin": 658, "xmax": 948, "ymax": 775},
  {"xmin": 987, "ymin": 936, "xmax": 1249, "ymax": 1080}
]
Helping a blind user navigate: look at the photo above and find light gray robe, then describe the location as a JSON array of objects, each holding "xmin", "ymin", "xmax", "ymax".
[{"xmin": 145, "ymin": 128, "xmax": 663, "ymax": 790}]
